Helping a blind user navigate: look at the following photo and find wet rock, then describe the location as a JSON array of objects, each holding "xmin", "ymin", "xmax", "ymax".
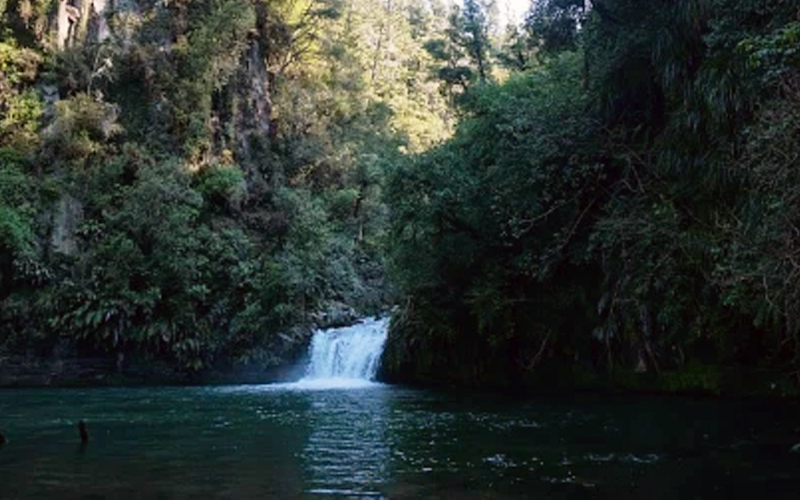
[
  {"xmin": 231, "ymin": 37, "xmax": 271, "ymax": 174},
  {"xmin": 51, "ymin": 194, "xmax": 83, "ymax": 256},
  {"xmin": 313, "ymin": 302, "xmax": 359, "ymax": 329}
]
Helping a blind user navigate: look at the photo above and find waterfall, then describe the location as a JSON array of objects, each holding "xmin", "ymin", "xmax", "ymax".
[{"xmin": 297, "ymin": 317, "xmax": 388, "ymax": 388}]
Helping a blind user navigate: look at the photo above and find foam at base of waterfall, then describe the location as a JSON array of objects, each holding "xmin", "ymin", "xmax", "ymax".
[
  {"xmin": 220, "ymin": 379, "xmax": 385, "ymax": 392},
  {"xmin": 288, "ymin": 377, "xmax": 384, "ymax": 390},
  {"xmin": 300, "ymin": 317, "xmax": 389, "ymax": 385}
]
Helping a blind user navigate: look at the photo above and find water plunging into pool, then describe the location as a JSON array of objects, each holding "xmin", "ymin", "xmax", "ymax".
[
  {"xmin": 295, "ymin": 317, "xmax": 388, "ymax": 389},
  {"xmin": 3, "ymin": 358, "xmax": 800, "ymax": 498}
]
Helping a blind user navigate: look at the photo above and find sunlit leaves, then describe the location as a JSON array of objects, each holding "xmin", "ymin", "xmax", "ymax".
[
  {"xmin": 0, "ymin": 41, "xmax": 42, "ymax": 152},
  {"xmin": 43, "ymin": 93, "xmax": 122, "ymax": 164}
]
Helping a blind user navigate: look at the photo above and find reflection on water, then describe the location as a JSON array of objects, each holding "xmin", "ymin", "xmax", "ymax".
[
  {"xmin": 301, "ymin": 388, "xmax": 390, "ymax": 496},
  {"xmin": 0, "ymin": 386, "xmax": 799, "ymax": 498}
]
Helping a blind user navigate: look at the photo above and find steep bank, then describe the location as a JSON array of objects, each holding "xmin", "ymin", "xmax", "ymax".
[
  {"xmin": 379, "ymin": 311, "xmax": 800, "ymax": 398},
  {"xmin": 0, "ymin": 325, "xmax": 311, "ymax": 387},
  {"xmin": 1, "ymin": 0, "xmax": 418, "ymax": 375},
  {"xmin": 381, "ymin": 3, "xmax": 800, "ymax": 398}
]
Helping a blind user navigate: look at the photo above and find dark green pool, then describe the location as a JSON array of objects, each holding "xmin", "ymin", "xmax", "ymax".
[{"xmin": 1, "ymin": 384, "xmax": 798, "ymax": 498}]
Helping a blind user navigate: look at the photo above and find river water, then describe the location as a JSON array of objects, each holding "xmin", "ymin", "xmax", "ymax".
[
  {"xmin": 2, "ymin": 384, "xmax": 800, "ymax": 498},
  {"xmin": 0, "ymin": 319, "xmax": 798, "ymax": 498}
]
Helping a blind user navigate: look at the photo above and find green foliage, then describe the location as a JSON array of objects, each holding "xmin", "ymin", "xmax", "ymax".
[
  {"xmin": 3, "ymin": 0, "xmax": 796, "ymax": 391},
  {"xmin": 0, "ymin": 148, "xmax": 35, "ymax": 208},
  {"xmin": 387, "ymin": 53, "xmax": 604, "ymax": 382},
  {"xmin": 0, "ymin": 0, "xmax": 56, "ymax": 46},
  {"xmin": 0, "ymin": 0, "xmax": 406, "ymax": 376},
  {"xmin": 423, "ymin": 0, "xmax": 496, "ymax": 103},
  {"xmin": 23, "ymin": 155, "xmax": 299, "ymax": 370},
  {"xmin": 455, "ymin": 0, "xmax": 492, "ymax": 83},
  {"xmin": 43, "ymin": 93, "xmax": 122, "ymax": 164},
  {"xmin": 660, "ymin": 362, "xmax": 723, "ymax": 395},
  {"xmin": 495, "ymin": 24, "xmax": 536, "ymax": 72},
  {"xmin": 0, "ymin": 149, "xmax": 35, "ymax": 250},
  {"xmin": 0, "ymin": 40, "xmax": 42, "ymax": 152},
  {"xmin": 193, "ymin": 162, "xmax": 246, "ymax": 210},
  {"xmin": 168, "ymin": 0, "xmax": 256, "ymax": 156},
  {"xmin": 0, "ymin": 148, "xmax": 36, "ymax": 302},
  {"xmin": 525, "ymin": 0, "xmax": 587, "ymax": 55},
  {"xmin": 384, "ymin": 0, "xmax": 800, "ymax": 393},
  {"xmin": 0, "ymin": 204, "xmax": 34, "ymax": 256}
]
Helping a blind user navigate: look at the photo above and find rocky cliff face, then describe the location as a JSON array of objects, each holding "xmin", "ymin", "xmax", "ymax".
[
  {"xmin": 210, "ymin": 29, "xmax": 273, "ymax": 192},
  {"xmin": 50, "ymin": 193, "xmax": 83, "ymax": 256},
  {"xmin": 231, "ymin": 35, "xmax": 272, "ymax": 181},
  {"xmin": 43, "ymin": 0, "xmax": 275, "ymax": 253},
  {"xmin": 0, "ymin": 0, "xmax": 314, "ymax": 382},
  {"xmin": 55, "ymin": 0, "xmax": 110, "ymax": 49}
]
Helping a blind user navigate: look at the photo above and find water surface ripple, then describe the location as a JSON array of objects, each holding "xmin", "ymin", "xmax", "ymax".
[{"xmin": 0, "ymin": 385, "xmax": 798, "ymax": 498}]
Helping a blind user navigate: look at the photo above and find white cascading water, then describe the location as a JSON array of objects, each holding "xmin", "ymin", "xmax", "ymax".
[{"xmin": 296, "ymin": 317, "xmax": 388, "ymax": 388}]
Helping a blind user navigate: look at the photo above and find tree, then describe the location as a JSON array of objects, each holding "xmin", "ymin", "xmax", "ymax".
[
  {"xmin": 385, "ymin": 54, "xmax": 606, "ymax": 387},
  {"xmin": 460, "ymin": 0, "xmax": 493, "ymax": 83},
  {"xmin": 525, "ymin": 0, "xmax": 587, "ymax": 55}
]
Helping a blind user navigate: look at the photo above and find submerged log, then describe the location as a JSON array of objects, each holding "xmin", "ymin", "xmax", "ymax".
[{"xmin": 78, "ymin": 420, "xmax": 89, "ymax": 444}]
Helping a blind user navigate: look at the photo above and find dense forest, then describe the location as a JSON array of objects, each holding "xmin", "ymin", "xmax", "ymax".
[
  {"xmin": 0, "ymin": 0, "xmax": 447, "ymax": 379},
  {"xmin": 1, "ymin": 0, "xmax": 799, "ymax": 394},
  {"xmin": 381, "ymin": 0, "xmax": 800, "ymax": 396}
]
